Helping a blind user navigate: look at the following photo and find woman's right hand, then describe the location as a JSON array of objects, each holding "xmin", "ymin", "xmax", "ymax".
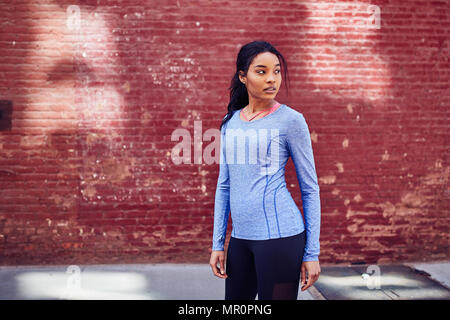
[{"xmin": 209, "ymin": 250, "xmax": 228, "ymax": 279}]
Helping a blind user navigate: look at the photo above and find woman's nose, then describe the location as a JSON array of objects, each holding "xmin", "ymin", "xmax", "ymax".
[{"xmin": 266, "ymin": 74, "xmax": 276, "ymax": 82}]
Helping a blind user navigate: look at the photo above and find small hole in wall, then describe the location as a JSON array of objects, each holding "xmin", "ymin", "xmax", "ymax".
[{"xmin": 0, "ymin": 100, "xmax": 12, "ymax": 131}]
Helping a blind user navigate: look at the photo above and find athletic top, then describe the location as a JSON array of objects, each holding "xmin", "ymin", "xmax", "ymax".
[
  {"xmin": 212, "ymin": 103, "xmax": 321, "ymax": 262},
  {"xmin": 241, "ymin": 102, "xmax": 280, "ymax": 121}
]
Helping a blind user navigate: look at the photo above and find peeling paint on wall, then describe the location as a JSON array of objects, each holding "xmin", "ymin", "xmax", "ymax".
[
  {"xmin": 49, "ymin": 193, "xmax": 77, "ymax": 209},
  {"xmin": 342, "ymin": 138, "xmax": 349, "ymax": 148},
  {"xmin": 335, "ymin": 162, "xmax": 344, "ymax": 173},
  {"xmin": 310, "ymin": 131, "xmax": 318, "ymax": 143},
  {"xmin": 353, "ymin": 193, "xmax": 363, "ymax": 203},
  {"xmin": 319, "ymin": 175, "xmax": 336, "ymax": 184}
]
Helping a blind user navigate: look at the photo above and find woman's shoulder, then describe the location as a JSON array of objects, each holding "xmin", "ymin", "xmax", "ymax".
[
  {"xmin": 221, "ymin": 109, "xmax": 241, "ymax": 120},
  {"xmin": 220, "ymin": 109, "xmax": 241, "ymax": 132},
  {"xmin": 280, "ymin": 104, "xmax": 308, "ymax": 127},
  {"xmin": 281, "ymin": 104, "xmax": 305, "ymax": 118}
]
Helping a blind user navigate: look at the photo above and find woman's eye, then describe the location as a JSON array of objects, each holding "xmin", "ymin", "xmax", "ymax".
[{"xmin": 257, "ymin": 69, "xmax": 281, "ymax": 74}]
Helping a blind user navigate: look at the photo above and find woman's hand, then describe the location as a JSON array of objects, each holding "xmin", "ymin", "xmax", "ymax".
[
  {"xmin": 209, "ymin": 250, "xmax": 228, "ymax": 279},
  {"xmin": 300, "ymin": 260, "xmax": 321, "ymax": 291}
]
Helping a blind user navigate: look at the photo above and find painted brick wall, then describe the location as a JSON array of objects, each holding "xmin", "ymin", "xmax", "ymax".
[{"xmin": 0, "ymin": 0, "xmax": 448, "ymax": 266}]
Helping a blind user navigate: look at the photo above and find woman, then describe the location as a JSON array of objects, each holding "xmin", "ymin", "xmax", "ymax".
[{"xmin": 209, "ymin": 40, "xmax": 321, "ymax": 300}]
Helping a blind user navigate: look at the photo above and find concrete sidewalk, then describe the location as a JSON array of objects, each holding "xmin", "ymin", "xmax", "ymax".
[
  {"xmin": 0, "ymin": 261, "xmax": 448, "ymax": 300},
  {"xmin": 313, "ymin": 261, "xmax": 450, "ymax": 300},
  {"xmin": 0, "ymin": 263, "xmax": 317, "ymax": 300}
]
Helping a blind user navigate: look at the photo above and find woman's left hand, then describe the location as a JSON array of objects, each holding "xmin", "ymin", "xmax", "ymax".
[{"xmin": 300, "ymin": 260, "xmax": 321, "ymax": 291}]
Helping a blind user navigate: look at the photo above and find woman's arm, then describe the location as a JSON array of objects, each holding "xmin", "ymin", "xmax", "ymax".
[
  {"xmin": 286, "ymin": 112, "xmax": 321, "ymax": 262},
  {"xmin": 210, "ymin": 126, "xmax": 230, "ymax": 279},
  {"xmin": 287, "ymin": 112, "xmax": 321, "ymax": 290},
  {"xmin": 211, "ymin": 126, "xmax": 231, "ymax": 251}
]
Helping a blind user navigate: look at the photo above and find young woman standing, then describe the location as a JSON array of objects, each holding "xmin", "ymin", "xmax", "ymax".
[{"xmin": 210, "ymin": 41, "xmax": 321, "ymax": 300}]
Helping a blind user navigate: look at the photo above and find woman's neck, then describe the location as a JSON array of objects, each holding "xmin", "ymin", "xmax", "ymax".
[{"xmin": 245, "ymin": 100, "xmax": 277, "ymax": 114}]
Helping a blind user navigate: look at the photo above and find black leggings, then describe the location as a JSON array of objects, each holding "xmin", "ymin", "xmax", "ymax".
[{"xmin": 225, "ymin": 231, "xmax": 306, "ymax": 300}]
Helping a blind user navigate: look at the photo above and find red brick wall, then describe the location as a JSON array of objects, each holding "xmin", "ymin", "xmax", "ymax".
[{"xmin": 0, "ymin": 0, "xmax": 448, "ymax": 265}]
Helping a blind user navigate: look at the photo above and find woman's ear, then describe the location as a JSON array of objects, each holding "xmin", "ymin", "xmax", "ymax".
[{"xmin": 238, "ymin": 71, "xmax": 246, "ymax": 85}]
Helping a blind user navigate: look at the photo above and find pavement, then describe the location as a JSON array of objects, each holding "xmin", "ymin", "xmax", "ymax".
[
  {"xmin": 0, "ymin": 261, "xmax": 448, "ymax": 300},
  {"xmin": 313, "ymin": 262, "xmax": 450, "ymax": 300}
]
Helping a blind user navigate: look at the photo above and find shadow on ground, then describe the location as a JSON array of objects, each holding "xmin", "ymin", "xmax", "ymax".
[
  {"xmin": 0, "ymin": 263, "xmax": 315, "ymax": 300},
  {"xmin": 313, "ymin": 263, "xmax": 450, "ymax": 300}
]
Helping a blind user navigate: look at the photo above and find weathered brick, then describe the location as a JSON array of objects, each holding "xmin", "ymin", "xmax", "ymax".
[{"xmin": 0, "ymin": 0, "xmax": 448, "ymax": 266}]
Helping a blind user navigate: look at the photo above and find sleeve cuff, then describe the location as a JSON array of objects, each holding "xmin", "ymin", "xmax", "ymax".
[
  {"xmin": 302, "ymin": 254, "xmax": 319, "ymax": 262},
  {"xmin": 212, "ymin": 245, "xmax": 224, "ymax": 251}
]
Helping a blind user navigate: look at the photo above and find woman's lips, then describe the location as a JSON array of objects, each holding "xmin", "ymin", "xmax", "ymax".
[{"xmin": 264, "ymin": 88, "xmax": 276, "ymax": 93}]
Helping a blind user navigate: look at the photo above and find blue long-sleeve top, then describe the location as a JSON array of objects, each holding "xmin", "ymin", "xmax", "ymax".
[{"xmin": 212, "ymin": 103, "xmax": 321, "ymax": 261}]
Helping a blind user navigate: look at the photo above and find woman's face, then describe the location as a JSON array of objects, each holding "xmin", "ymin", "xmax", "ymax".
[{"xmin": 239, "ymin": 52, "xmax": 282, "ymax": 101}]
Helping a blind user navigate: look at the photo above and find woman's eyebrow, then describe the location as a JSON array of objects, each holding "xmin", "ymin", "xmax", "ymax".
[{"xmin": 254, "ymin": 63, "xmax": 281, "ymax": 68}]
